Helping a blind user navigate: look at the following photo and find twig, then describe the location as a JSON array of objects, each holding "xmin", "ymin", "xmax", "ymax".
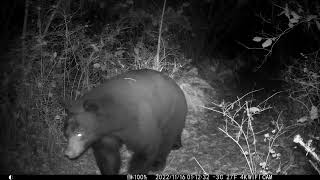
[
  {"xmin": 154, "ymin": 0, "xmax": 167, "ymax": 70},
  {"xmin": 22, "ymin": 0, "xmax": 29, "ymax": 65},
  {"xmin": 43, "ymin": 0, "xmax": 62, "ymax": 36}
]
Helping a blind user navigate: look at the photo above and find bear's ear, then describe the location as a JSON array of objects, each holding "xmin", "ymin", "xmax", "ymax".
[{"xmin": 83, "ymin": 99, "xmax": 99, "ymax": 112}]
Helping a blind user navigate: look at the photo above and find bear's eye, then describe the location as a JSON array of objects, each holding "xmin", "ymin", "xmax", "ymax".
[{"xmin": 73, "ymin": 126, "xmax": 86, "ymax": 137}]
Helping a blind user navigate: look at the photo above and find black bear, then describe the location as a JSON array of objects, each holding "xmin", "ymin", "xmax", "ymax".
[{"xmin": 63, "ymin": 69, "xmax": 187, "ymax": 174}]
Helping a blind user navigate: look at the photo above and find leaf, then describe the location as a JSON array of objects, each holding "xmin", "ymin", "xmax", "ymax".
[
  {"xmin": 288, "ymin": 22, "xmax": 294, "ymax": 28},
  {"xmin": 101, "ymin": 64, "xmax": 107, "ymax": 71},
  {"xmin": 260, "ymin": 162, "xmax": 267, "ymax": 168},
  {"xmin": 297, "ymin": 116, "xmax": 308, "ymax": 123},
  {"xmin": 280, "ymin": 4, "xmax": 290, "ymax": 18},
  {"xmin": 90, "ymin": 44, "xmax": 99, "ymax": 52},
  {"xmin": 134, "ymin": 47, "xmax": 139, "ymax": 55},
  {"xmin": 289, "ymin": 17, "xmax": 299, "ymax": 24},
  {"xmin": 37, "ymin": 82, "xmax": 43, "ymax": 88},
  {"xmin": 262, "ymin": 38, "xmax": 272, "ymax": 48},
  {"xmin": 115, "ymin": 50, "xmax": 125, "ymax": 57},
  {"xmin": 315, "ymin": 20, "xmax": 320, "ymax": 31},
  {"xmin": 310, "ymin": 105, "xmax": 318, "ymax": 120},
  {"xmin": 55, "ymin": 115, "xmax": 62, "ymax": 121},
  {"xmin": 269, "ymin": 148, "xmax": 275, "ymax": 154},
  {"xmin": 93, "ymin": 63, "xmax": 100, "ymax": 69},
  {"xmin": 290, "ymin": 11, "xmax": 300, "ymax": 21},
  {"xmin": 253, "ymin": 36, "xmax": 262, "ymax": 42},
  {"xmin": 293, "ymin": 134, "xmax": 302, "ymax": 144},
  {"xmin": 248, "ymin": 107, "xmax": 261, "ymax": 114}
]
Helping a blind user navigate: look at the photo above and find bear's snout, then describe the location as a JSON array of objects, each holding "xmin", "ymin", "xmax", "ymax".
[
  {"xmin": 64, "ymin": 147, "xmax": 77, "ymax": 159},
  {"xmin": 64, "ymin": 134, "xmax": 86, "ymax": 159}
]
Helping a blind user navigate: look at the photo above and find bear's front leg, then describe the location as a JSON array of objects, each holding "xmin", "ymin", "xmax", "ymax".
[{"xmin": 92, "ymin": 137, "xmax": 121, "ymax": 174}]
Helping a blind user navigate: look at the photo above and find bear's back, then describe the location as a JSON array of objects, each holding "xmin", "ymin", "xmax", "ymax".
[{"xmin": 70, "ymin": 69, "xmax": 187, "ymax": 147}]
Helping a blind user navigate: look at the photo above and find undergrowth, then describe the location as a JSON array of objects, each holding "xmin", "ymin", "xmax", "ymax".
[{"xmin": 0, "ymin": 2, "xmax": 191, "ymax": 174}]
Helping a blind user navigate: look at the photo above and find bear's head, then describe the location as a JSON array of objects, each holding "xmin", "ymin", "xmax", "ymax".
[
  {"xmin": 63, "ymin": 95, "xmax": 134, "ymax": 159},
  {"xmin": 63, "ymin": 99, "xmax": 104, "ymax": 159}
]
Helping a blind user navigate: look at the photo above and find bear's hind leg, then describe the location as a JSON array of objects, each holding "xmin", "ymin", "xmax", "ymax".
[
  {"xmin": 92, "ymin": 137, "xmax": 121, "ymax": 174},
  {"xmin": 151, "ymin": 132, "xmax": 183, "ymax": 172},
  {"xmin": 150, "ymin": 145, "xmax": 172, "ymax": 172},
  {"xmin": 171, "ymin": 133, "xmax": 182, "ymax": 150},
  {"xmin": 150, "ymin": 156, "xmax": 167, "ymax": 172}
]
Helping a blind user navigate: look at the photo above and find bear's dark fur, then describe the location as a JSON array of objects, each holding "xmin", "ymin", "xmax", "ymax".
[{"xmin": 63, "ymin": 69, "xmax": 187, "ymax": 174}]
